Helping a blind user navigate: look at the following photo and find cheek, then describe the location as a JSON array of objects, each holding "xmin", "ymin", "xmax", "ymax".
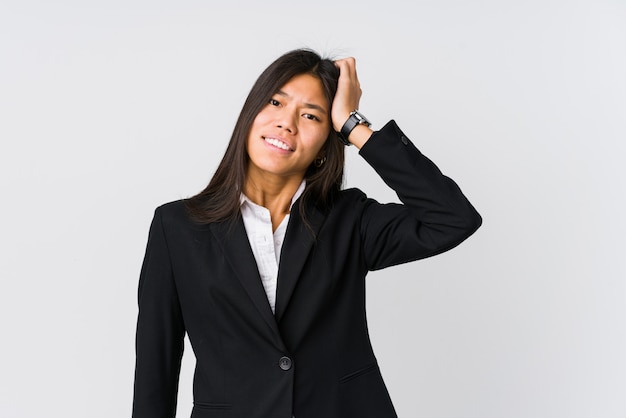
[
  {"xmin": 248, "ymin": 117, "xmax": 262, "ymax": 136},
  {"xmin": 303, "ymin": 119, "xmax": 330, "ymax": 144},
  {"xmin": 252, "ymin": 108, "xmax": 273, "ymax": 127},
  {"xmin": 313, "ymin": 126, "xmax": 331, "ymax": 150},
  {"xmin": 247, "ymin": 113, "xmax": 269, "ymax": 147},
  {"xmin": 304, "ymin": 132, "xmax": 329, "ymax": 158},
  {"xmin": 246, "ymin": 126, "xmax": 262, "ymax": 159}
]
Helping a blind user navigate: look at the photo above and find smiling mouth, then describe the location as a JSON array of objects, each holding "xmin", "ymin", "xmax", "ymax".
[{"xmin": 263, "ymin": 137, "xmax": 293, "ymax": 151}]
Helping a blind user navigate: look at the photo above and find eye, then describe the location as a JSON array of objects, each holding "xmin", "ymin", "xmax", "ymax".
[
  {"xmin": 303, "ymin": 113, "xmax": 320, "ymax": 121},
  {"xmin": 269, "ymin": 98, "xmax": 280, "ymax": 106}
]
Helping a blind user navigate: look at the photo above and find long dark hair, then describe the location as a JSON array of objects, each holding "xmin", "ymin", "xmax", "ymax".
[{"xmin": 185, "ymin": 49, "xmax": 343, "ymax": 226}]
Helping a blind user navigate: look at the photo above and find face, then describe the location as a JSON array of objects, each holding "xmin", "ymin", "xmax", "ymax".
[{"xmin": 246, "ymin": 73, "xmax": 331, "ymax": 183}]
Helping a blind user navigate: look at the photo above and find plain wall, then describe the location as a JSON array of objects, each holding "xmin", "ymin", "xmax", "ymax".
[{"xmin": 1, "ymin": 0, "xmax": 625, "ymax": 417}]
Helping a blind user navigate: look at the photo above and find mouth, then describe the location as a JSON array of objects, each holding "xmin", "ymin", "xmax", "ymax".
[{"xmin": 263, "ymin": 136, "xmax": 294, "ymax": 151}]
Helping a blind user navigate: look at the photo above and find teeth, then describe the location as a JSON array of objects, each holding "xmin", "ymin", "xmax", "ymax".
[{"xmin": 264, "ymin": 137, "xmax": 291, "ymax": 151}]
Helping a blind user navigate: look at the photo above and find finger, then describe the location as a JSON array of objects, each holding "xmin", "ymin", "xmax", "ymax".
[{"xmin": 338, "ymin": 58, "xmax": 358, "ymax": 79}]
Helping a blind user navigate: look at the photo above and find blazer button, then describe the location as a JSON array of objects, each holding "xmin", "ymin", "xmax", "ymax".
[
  {"xmin": 401, "ymin": 135, "xmax": 409, "ymax": 145},
  {"xmin": 279, "ymin": 356, "xmax": 292, "ymax": 371}
]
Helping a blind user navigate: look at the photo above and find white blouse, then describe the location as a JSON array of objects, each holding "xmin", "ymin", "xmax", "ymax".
[{"xmin": 240, "ymin": 181, "xmax": 306, "ymax": 314}]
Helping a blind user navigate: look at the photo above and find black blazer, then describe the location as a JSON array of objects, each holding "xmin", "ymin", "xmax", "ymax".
[{"xmin": 132, "ymin": 120, "xmax": 481, "ymax": 418}]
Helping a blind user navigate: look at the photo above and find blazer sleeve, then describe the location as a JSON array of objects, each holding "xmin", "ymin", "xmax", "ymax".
[
  {"xmin": 132, "ymin": 207, "xmax": 185, "ymax": 418},
  {"xmin": 357, "ymin": 120, "xmax": 482, "ymax": 271}
]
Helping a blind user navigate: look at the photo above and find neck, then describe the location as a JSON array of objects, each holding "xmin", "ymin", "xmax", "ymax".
[{"xmin": 243, "ymin": 172, "xmax": 304, "ymax": 232}]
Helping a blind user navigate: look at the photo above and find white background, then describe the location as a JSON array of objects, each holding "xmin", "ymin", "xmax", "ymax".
[{"xmin": 1, "ymin": 0, "xmax": 625, "ymax": 417}]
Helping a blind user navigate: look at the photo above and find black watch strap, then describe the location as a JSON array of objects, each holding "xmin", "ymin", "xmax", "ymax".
[{"xmin": 337, "ymin": 111, "xmax": 371, "ymax": 145}]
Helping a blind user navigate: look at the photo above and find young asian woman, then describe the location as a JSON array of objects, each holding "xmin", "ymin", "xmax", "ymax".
[{"xmin": 132, "ymin": 49, "xmax": 482, "ymax": 418}]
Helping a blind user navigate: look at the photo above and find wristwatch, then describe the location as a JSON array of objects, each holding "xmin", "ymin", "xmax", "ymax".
[{"xmin": 337, "ymin": 110, "xmax": 371, "ymax": 145}]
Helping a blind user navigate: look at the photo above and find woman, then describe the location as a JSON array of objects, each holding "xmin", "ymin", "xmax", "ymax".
[{"xmin": 133, "ymin": 49, "xmax": 481, "ymax": 418}]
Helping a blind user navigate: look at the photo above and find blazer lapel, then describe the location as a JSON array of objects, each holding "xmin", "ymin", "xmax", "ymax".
[
  {"xmin": 209, "ymin": 217, "xmax": 280, "ymax": 339},
  {"xmin": 274, "ymin": 201, "xmax": 326, "ymax": 322}
]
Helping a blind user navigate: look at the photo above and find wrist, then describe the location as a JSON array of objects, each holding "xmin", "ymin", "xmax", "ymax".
[
  {"xmin": 332, "ymin": 110, "xmax": 352, "ymax": 132},
  {"xmin": 347, "ymin": 124, "xmax": 374, "ymax": 149},
  {"xmin": 337, "ymin": 110, "xmax": 371, "ymax": 146}
]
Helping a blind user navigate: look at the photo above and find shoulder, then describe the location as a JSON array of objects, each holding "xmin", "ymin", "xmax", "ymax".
[
  {"xmin": 337, "ymin": 187, "xmax": 367, "ymax": 201},
  {"xmin": 149, "ymin": 199, "xmax": 214, "ymax": 244},
  {"xmin": 155, "ymin": 199, "xmax": 186, "ymax": 215},
  {"xmin": 331, "ymin": 187, "xmax": 372, "ymax": 214},
  {"xmin": 153, "ymin": 199, "xmax": 193, "ymax": 227}
]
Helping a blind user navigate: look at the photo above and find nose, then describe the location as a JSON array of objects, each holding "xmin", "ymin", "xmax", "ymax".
[{"xmin": 276, "ymin": 108, "xmax": 297, "ymax": 134}]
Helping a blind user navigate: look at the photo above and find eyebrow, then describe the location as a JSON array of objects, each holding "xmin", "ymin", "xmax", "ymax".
[{"xmin": 276, "ymin": 90, "xmax": 327, "ymax": 113}]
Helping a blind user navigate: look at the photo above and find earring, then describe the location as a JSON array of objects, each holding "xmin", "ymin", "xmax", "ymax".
[{"xmin": 314, "ymin": 156, "xmax": 327, "ymax": 168}]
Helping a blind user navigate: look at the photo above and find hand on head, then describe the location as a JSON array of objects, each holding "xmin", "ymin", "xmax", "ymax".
[{"xmin": 331, "ymin": 57, "xmax": 362, "ymax": 133}]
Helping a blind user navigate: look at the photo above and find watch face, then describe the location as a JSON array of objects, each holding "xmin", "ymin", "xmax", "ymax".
[{"xmin": 354, "ymin": 111, "xmax": 371, "ymax": 126}]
